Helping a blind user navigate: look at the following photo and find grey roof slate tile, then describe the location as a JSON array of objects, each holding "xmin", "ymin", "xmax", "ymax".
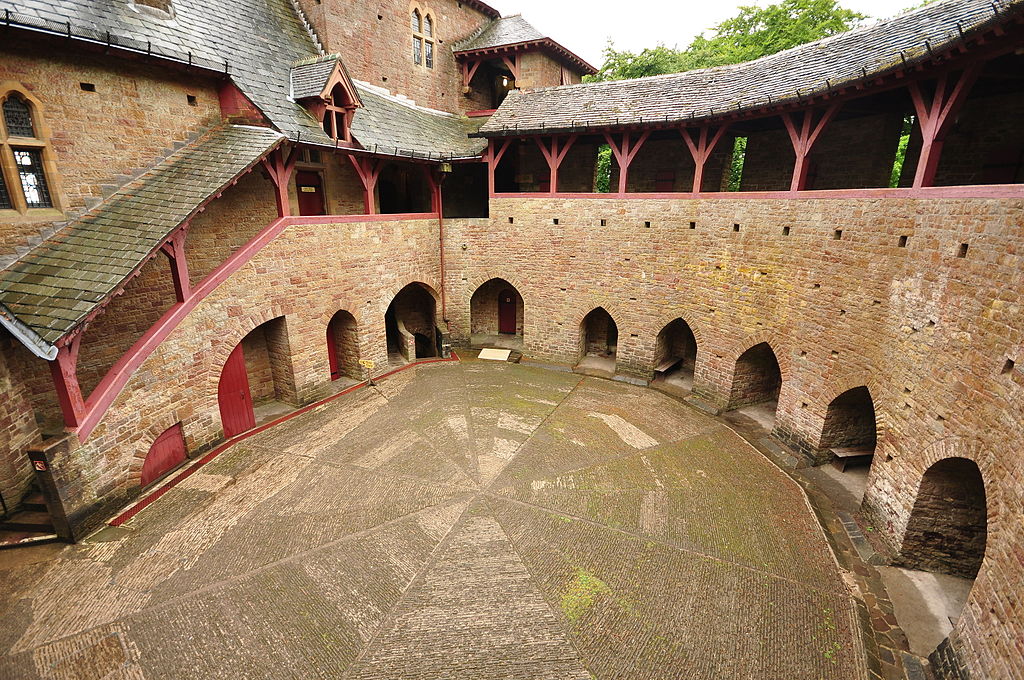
[
  {"xmin": 350, "ymin": 83, "xmax": 487, "ymax": 159},
  {"xmin": 481, "ymin": 0, "xmax": 1024, "ymax": 136},
  {"xmin": 453, "ymin": 14, "xmax": 544, "ymax": 52},
  {"xmin": 0, "ymin": 125, "xmax": 283, "ymax": 345}
]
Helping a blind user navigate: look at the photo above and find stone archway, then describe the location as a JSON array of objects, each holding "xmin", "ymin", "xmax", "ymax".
[
  {"xmin": 575, "ymin": 307, "xmax": 618, "ymax": 377},
  {"xmin": 469, "ymin": 278, "xmax": 524, "ymax": 350},
  {"xmin": 651, "ymin": 317, "xmax": 698, "ymax": 392},
  {"xmin": 386, "ymin": 282, "xmax": 440, "ymax": 366}
]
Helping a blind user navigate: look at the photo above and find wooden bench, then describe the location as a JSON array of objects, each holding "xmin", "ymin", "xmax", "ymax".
[
  {"xmin": 654, "ymin": 357, "xmax": 683, "ymax": 377},
  {"xmin": 830, "ymin": 447, "xmax": 875, "ymax": 472}
]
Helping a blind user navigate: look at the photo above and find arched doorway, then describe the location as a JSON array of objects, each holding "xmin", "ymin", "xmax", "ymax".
[
  {"xmin": 140, "ymin": 423, "xmax": 187, "ymax": 487},
  {"xmin": 469, "ymin": 278, "xmax": 523, "ymax": 350},
  {"xmin": 386, "ymin": 283, "xmax": 439, "ymax": 366},
  {"xmin": 727, "ymin": 342, "xmax": 781, "ymax": 430},
  {"xmin": 885, "ymin": 458, "xmax": 987, "ymax": 660},
  {"xmin": 576, "ymin": 307, "xmax": 617, "ymax": 375},
  {"xmin": 218, "ymin": 317, "xmax": 297, "ymax": 438},
  {"xmin": 652, "ymin": 318, "xmax": 697, "ymax": 392},
  {"xmin": 327, "ymin": 310, "xmax": 360, "ymax": 383},
  {"xmin": 819, "ymin": 385, "xmax": 876, "ymax": 482}
]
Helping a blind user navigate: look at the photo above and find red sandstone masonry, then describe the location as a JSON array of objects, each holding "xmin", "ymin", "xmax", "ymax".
[{"xmin": 444, "ymin": 196, "xmax": 1024, "ymax": 680}]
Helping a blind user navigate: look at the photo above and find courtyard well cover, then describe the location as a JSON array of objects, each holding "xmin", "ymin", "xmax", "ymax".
[{"xmin": 0, "ymin": 361, "xmax": 866, "ymax": 679}]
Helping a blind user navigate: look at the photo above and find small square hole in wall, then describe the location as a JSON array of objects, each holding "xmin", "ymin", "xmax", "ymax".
[
  {"xmin": 840, "ymin": 309, "xmax": 846, "ymax": 316},
  {"xmin": 1002, "ymin": 358, "xmax": 1015, "ymax": 375},
  {"xmin": 630, "ymin": 333, "xmax": 639, "ymax": 338},
  {"xmin": 508, "ymin": 217, "xmax": 514, "ymax": 224},
  {"xmin": 378, "ymin": 13, "xmax": 383, "ymax": 19},
  {"xmin": 801, "ymin": 402, "xmax": 808, "ymax": 409},
  {"xmin": 831, "ymin": 350, "xmax": 839, "ymax": 357},
  {"xmin": 898, "ymin": 235, "xmax": 909, "ymax": 248},
  {"xmin": 873, "ymin": 300, "xmax": 882, "ymax": 306},
  {"xmin": 733, "ymin": 223, "xmax": 740, "ymax": 232},
  {"xmin": 600, "ymin": 219, "xmax": 607, "ymax": 226},
  {"xmin": 553, "ymin": 218, "xmax": 559, "ymax": 225},
  {"xmin": 689, "ymin": 221, "xmax": 696, "ymax": 229},
  {"xmin": 79, "ymin": 82, "xmax": 96, "ymax": 92},
  {"xmin": 715, "ymin": 265, "xmax": 722, "ymax": 270},
  {"xmin": 644, "ymin": 221, "xmax": 652, "ymax": 228},
  {"xmin": 382, "ymin": 76, "xmax": 388, "ymax": 83},
  {"xmin": 833, "ymin": 229, "xmax": 843, "ymax": 240},
  {"xmin": 782, "ymin": 226, "xmax": 791, "ymax": 236},
  {"xmin": 186, "ymin": 94, "xmax": 198, "ymax": 106},
  {"xmin": 798, "ymin": 350, "xmax": 807, "ymax": 357},
  {"xmin": 812, "ymin": 283, "xmax": 821, "ymax": 289},
  {"xmin": 958, "ymin": 243, "xmax": 970, "ymax": 258}
]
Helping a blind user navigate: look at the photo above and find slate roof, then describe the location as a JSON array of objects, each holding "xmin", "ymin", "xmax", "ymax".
[
  {"xmin": 480, "ymin": 0, "xmax": 1024, "ymax": 136},
  {"xmin": 291, "ymin": 57, "xmax": 341, "ymax": 100},
  {"xmin": 453, "ymin": 15, "xmax": 545, "ymax": 52},
  {"xmin": 351, "ymin": 83, "xmax": 487, "ymax": 159},
  {"xmin": 0, "ymin": 125, "xmax": 283, "ymax": 347},
  {"xmin": 0, "ymin": 0, "xmax": 333, "ymax": 145}
]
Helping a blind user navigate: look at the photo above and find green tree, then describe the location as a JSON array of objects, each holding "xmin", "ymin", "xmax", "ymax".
[{"xmin": 586, "ymin": 0, "xmax": 866, "ymax": 82}]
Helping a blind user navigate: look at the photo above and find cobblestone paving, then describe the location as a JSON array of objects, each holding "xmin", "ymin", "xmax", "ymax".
[{"xmin": 0, "ymin": 361, "xmax": 868, "ymax": 679}]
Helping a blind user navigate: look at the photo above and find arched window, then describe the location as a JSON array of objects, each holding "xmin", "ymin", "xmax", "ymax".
[
  {"xmin": 321, "ymin": 84, "xmax": 355, "ymax": 143},
  {"xmin": 411, "ymin": 7, "xmax": 435, "ymax": 69},
  {"xmin": 1, "ymin": 90, "xmax": 56, "ymax": 212}
]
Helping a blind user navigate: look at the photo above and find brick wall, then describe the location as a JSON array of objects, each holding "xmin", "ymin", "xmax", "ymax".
[
  {"xmin": 184, "ymin": 171, "xmax": 279, "ymax": 285},
  {"xmin": 0, "ymin": 38, "xmax": 221, "ymax": 261},
  {"xmin": 517, "ymin": 52, "xmax": 564, "ymax": 90},
  {"xmin": 0, "ymin": 333, "xmax": 41, "ymax": 505},
  {"xmin": 443, "ymin": 195, "xmax": 1023, "ymax": 680},
  {"xmin": 935, "ymin": 90, "xmax": 1024, "ymax": 186},
  {"xmin": 295, "ymin": 0, "xmax": 492, "ymax": 113},
  {"xmin": 470, "ymin": 278, "xmax": 523, "ymax": 336},
  {"xmin": 76, "ymin": 253, "xmax": 179, "ymax": 398}
]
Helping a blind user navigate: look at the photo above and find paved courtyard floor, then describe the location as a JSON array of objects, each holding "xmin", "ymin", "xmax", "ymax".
[{"xmin": 0, "ymin": 360, "xmax": 868, "ymax": 679}]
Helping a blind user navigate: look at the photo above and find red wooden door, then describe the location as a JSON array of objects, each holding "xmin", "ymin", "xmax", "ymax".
[
  {"xmin": 141, "ymin": 423, "xmax": 186, "ymax": 487},
  {"xmin": 498, "ymin": 290, "xmax": 517, "ymax": 334},
  {"xmin": 296, "ymin": 171, "xmax": 325, "ymax": 216},
  {"xmin": 327, "ymin": 323, "xmax": 341, "ymax": 381},
  {"xmin": 218, "ymin": 343, "xmax": 256, "ymax": 438}
]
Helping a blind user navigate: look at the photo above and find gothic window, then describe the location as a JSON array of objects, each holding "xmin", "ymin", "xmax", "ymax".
[
  {"xmin": 3, "ymin": 95, "xmax": 34, "ymax": 137},
  {"xmin": 1, "ymin": 89, "xmax": 59, "ymax": 213},
  {"xmin": 411, "ymin": 7, "xmax": 435, "ymax": 68},
  {"xmin": 13, "ymin": 149, "xmax": 52, "ymax": 208},
  {"xmin": 321, "ymin": 84, "xmax": 355, "ymax": 143}
]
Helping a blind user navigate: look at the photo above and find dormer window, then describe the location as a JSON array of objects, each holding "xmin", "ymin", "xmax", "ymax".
[
  {"xmin": 412, "ymin": 7, "xmax": 435, "ymax": 69},
  {"xmin": 322, "ymin": 84, "xmax": 355, "ymax": 142}
]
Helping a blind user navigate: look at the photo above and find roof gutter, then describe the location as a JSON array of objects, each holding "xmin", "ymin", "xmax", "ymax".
[{"xmin": 0, "ymin": 302, "xmax": 57, "ymax": 360}]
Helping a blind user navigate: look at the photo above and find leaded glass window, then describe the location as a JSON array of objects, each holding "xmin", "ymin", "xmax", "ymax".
[
  {"xmin": 411, "ymin": 10, "xmax": 421, "ymax": 33},
  {"xmin": 425, "ymin": 41, "xmax": 434, "ymax": 69},
  {"xmin": 3, "ymin": 95, "xmax": 34, "ymax": 137},
  {"xmin": 13, "ymin": 148, "xmax": 52, "ymax": 208},
  {"xmin": 423, "ymin": 14, "xmax": 432, "ymax": 37},
  {"xmin": 413, "ymin": 35, "xmax": 422, "ymax": 65}
]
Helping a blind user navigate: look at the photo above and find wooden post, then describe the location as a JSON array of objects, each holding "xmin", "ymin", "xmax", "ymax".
[
  {"xmin": 50, "ymin": 334, "xmax": 85, "ymax": 429},
  {"xmin": 534, "ymin": 135, "xmax": 578, "ymax": 194},
  {"xmin": 260, "ymin": 146, "xmax": 298, "ymax": 217},
  {"xmin": 908, "ymin": 66, "xmax": 981, "ymax": 188},
  {"xmin": 781, "ymin": 103, "xmax": 841, "ymax": 192},
  {"xmin": 680, "ymin": 124, "xmax": 731, "ymax": 193},
  {"xmin": 421, "ymin": 165, "xmax": 442, "ymax": 213},
  {"xmin": 486, "ymin": 138, "xmax": 513, "ymax": 196},
  {"xmin": 348, "ymin": 156, "xmax": 382, "ymax": 215},
  {"xmin": 160, "ymin": 229, "xmax": 191, "ymax": 303},
  {"xmin": 462, "ymin": 59, "xmax": 482, "ymax": 88},
  {"xmin": 603, "ymin": 130, "xmax": 651, "ymax": 194},
  {"xmin": 501, "ymin": 53, "xmax": 521, "ymax": 82}
]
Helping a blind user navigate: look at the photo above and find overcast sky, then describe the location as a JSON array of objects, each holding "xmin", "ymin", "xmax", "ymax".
[{"xmin": 488, "ymin": 1, "xmax": 917, "ymax": 67}]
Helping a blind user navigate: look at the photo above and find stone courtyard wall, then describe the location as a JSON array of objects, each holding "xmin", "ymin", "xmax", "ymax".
[{"xmin": 443, "ymin": 195, "xmax": 1024, "ymax": 680}]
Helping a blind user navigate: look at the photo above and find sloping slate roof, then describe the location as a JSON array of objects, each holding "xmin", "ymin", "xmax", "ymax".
[
  {"xmin": 291, "ymin": 57, "xmax": 339, "ymax": 100},
  {"xmin": 0, "ymin": 0, "xmax": 332, "ymax": 145},
  {"xmin": 454, "ymin": 14, "xmax": 544, "ymax": 52},
  {"xmin": 0, "ymin": 125, "xmax": 283, "ymax": 345},
  {"xmin": 481, "ymin": 0, "xmax": 1024, "ymax": 136},
  {"xmin": 351, "ymin": 84, "xmax": 487, "ymax": 159}
]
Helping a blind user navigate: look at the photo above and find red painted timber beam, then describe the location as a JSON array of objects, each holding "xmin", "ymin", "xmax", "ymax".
[
  {"xmin": 348, "ymin": 156, "xmax": 383, "ymax": 215},
  {"xmin": 50, "ymin": 334, "xmax": 85, "ymax": 429},
  {"xmin": 603, "ymin": 130, "xmax": 651, "ymax": 194},
  {"xmin": 462, "ymin": 58, "xmax": 483, "ymax": 88},
  {"xmin": 160, "ymin": 228, "xmax": 191, "ymax": 303},
  {"xmin": 534, "ymin": 135, "xmax": 578, "ymax": 194},
  {"xmin": 260, "ymin": 146, "xmax": 298, "ymax": 217},
  {"xmin": 501, "ymin": 53, "xmax": 521, "ymax": 82},
  {"xmin": 485, "ymin": 138, "xmax": 513, "ymax": 196},
  {"xmin": 781, "ymin": 102, "xmax": 842, "ymax": 192},
  {"xmin": 908, "ymin": 64, "xmax": 981, "ymax": 188},
  {"xmin": 680, "ymin": 124, "xmax": 731, "ymax": 193}
]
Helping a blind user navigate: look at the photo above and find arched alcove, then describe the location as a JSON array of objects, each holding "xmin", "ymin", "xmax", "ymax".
[
  {"xmin": 727, "ymin": 342, "xmax": 782, "ymax": 429},
  {"xmin": 386, "ymin": 283, "xmax": 439, "ymax": 366},
  {"xmin": 470, "ymin": 278, "xmax": 524, "ymax": 350},
  {"xmin": 576, "ymin": 307, "xmax": 618, "ymax": 375},
  {"xmin": 652, "ymin": 318, "xmax": 698, "ymax": 391}
]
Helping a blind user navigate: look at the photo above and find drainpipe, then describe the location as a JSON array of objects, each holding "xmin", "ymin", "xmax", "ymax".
[{"xmin": 436, "ymin": 170, "xmax": 448, "ymax": 325}]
